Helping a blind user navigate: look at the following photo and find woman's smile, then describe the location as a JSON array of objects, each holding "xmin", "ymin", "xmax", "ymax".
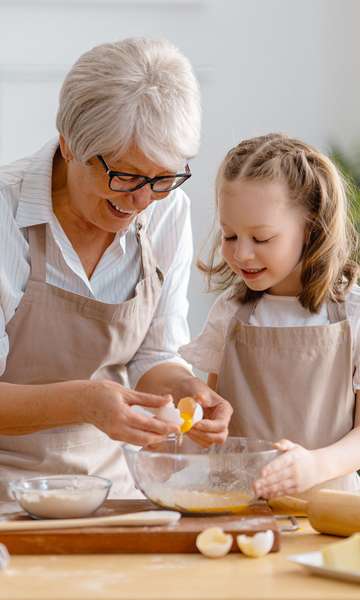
[{"xmin": 106, "ymin": 198, "xmax": 136, "ymax": 220}]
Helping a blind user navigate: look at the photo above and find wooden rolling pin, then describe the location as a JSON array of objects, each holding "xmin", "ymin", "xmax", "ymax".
[{"xmin": 269, "ymin": 489, "xmax": 360, "ymax": 537}]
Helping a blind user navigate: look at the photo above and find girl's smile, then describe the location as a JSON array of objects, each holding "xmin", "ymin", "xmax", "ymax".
[{"xmin": 240, "ymin": 266, "xmax": 267, "ymax": 280}]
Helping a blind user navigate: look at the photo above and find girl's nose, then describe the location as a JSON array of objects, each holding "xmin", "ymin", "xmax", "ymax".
[{"xmin": 233, "ymin": 239, "xmax": 255, "ymax": 263}]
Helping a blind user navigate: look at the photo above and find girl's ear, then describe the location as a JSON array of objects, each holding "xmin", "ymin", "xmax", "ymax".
[{"xmin": 59, "ymin": 135, "xmax": 74, "ymax": 162}]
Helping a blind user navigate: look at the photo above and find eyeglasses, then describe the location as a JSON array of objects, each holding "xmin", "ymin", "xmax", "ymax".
[{"xmin": 97, "ymin": 155, "xmax": 191, "ymax": 193}]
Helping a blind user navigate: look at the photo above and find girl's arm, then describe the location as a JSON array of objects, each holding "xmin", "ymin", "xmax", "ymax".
[
  {"xmin": 207, "ymin": 373, "xmax": 218, "ymax": 391},
  {"xmin": 254, "ymin": 391, "xmax": 360, "ymax": 498}
]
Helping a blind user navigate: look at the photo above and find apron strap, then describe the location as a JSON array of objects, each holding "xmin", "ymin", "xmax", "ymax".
[
  {"xmin": 327, "ymin": 300, "xmax": 347, "ymax": 323},
  {"xmin": 136, "ymin": 215, "xmax": 164, "ymax": 284},
  {"xmin": 234, "ymin": 298, "xmax": 258, "ymax": 324},
  {"xmin": 235, "ymin": 296, "xmax": 347, "ymax": 325},
  {"xmin": 27, "ymin": 224, "xmax": 46, "ymax": 282}
]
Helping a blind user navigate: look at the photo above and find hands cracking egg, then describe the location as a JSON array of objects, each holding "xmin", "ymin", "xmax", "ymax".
[
  {"xmin": 132, "ymin": 397, "xmax": 203, "ymax": 434},
  {"xmin": 157, "ymin": 397, "xmax": 203, "ymax": 432}
]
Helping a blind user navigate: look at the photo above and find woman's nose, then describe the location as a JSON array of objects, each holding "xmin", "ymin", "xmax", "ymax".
[{"xmin": 130, "ymin": 185, "xmax": 154, "ymax": 210}]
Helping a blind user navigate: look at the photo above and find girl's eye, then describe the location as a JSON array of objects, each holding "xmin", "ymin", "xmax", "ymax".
[
  {"xmin": 253, "ymin": 237, "xmax": 272, "ymax": 244},
  {"xmin": 223, "ymin": 235, "xmax": 237, "ymax": 241}
]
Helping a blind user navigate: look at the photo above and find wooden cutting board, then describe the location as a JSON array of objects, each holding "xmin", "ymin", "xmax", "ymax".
[{"xmin": 0, "ymin": 499, "xmax": 280, "ymax": 555}]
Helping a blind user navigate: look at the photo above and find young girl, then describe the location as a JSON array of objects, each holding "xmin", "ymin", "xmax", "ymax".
[{"xmin": 180, "ymin": 133, "xmax": 360, "ymax": 498}]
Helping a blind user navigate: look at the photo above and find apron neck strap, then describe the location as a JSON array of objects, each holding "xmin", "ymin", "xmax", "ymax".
[
  {"xmin": 28, "ymin": 223, "xmax": 46, "ymax": 282},
  {"xmin": 28, "ymin": 218, "xmax": 163, "ymax": 286},
  {"xmin": 135, "ymin": 214, "xmax": 163, "ymax": 282},
  {"xmin": 235, "ymin": 296, "xmax": 347, "ymax": 324},
  {"xmin": 234, "ymin": 298, "xmax": 258, "ymax": 323},
  {"xmin": 327, "ymin": 301, "xmax": 347, "ymax": 323}
]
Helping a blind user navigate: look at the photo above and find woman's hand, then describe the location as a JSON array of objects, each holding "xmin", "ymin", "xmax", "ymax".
[
  {"xmin": 83, "ymin": 380, "xmax": 180, "ymax": 446},
  {"xmin": 253, "ymin": 439, "xmax": 320, "ymax": 498},
  {"xmin": 179, "ymin": 379, "xmax": 233, "ymax": 447}
]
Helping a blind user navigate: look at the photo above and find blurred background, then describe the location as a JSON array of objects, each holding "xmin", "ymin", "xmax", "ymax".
[{"xmin": 1, "ymin": 0, "xmax": 359, "ymax": 337}]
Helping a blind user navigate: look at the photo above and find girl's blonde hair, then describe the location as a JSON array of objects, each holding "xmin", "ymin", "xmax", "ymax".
[{"xmin": 200, "ymin": 133, "xmax": 359, "ymax": 312}]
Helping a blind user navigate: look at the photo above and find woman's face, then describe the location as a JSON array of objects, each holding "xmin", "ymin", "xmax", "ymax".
[
  {"xmin": 56, "ymin": 137, "xmax": 177, "ymax": 234},
  {"xmin": 219, "ymin": 177, "xmax": 307, "ymax": 296}
]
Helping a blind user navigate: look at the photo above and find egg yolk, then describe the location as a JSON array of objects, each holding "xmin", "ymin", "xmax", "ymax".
[{"xmin": 180, "ymin": 412, "xmax": 193, "ymax": 433}]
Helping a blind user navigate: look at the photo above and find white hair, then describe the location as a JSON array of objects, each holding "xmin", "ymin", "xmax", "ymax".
[{"xmin": 56, "ymin": 37, "xmax": 201, "ymax": 170}]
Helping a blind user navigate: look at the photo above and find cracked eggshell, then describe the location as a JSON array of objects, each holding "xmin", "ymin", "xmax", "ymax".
[
  {"xmin": 236, "ymin": 530, "xmax": 274, "ymax": 557},
  {"xmin": 196, "ymin": 527, "xmax": 233, "ymax": 558},
  {"xmin": 156, "ymin": 401, "xmax": 183, "ymax": 426},
  {"xmin": 0, "ymin": 544, "xmax": 10, "ymax": 570},
  {"xmin": 191, "ymin": 402, "xmax": 203, "ymax": 425},
  {"xmin": 177, "ymin": 397, "xmax": 203, "ymax": 427}
]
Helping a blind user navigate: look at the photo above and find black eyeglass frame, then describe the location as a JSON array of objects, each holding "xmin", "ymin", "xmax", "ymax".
[{"xmin": 96, "ymin": 155, "xmax": 191, "ymax": 193}]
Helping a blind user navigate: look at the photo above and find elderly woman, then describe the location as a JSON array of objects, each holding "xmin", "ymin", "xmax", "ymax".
[{"xmin": 0, "ymin": 37, "xmax": 232, "ymax": 510}]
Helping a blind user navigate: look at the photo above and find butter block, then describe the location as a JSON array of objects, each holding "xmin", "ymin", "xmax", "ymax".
[{"xmin": 322, "ymin": 533, "xmax": 360, "ymax": 571}]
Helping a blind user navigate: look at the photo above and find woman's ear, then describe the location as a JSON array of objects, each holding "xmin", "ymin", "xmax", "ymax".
[{"xmin": 59, "ymin": 135, "xmax": 73, "ymax": 162}]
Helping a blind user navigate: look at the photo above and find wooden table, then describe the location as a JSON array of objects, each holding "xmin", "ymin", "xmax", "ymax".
[{"xmin": 0, "ymin": 519, "xmax": 359, "ymax": 599}]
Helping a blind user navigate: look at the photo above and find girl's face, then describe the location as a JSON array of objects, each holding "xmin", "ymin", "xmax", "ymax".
[{"xmin": 219, "ymin": 178, "xmax": 307, "ymax": 296}]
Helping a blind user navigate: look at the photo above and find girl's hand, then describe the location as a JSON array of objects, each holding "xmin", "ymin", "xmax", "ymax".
[
  {"xmin": 83, "ymin": 380, "xmax": 180, "ymax": 447},
  {"xmin": 181, "ymin": 383, "xmax": 233, "ymax": 447},
  {"xmin": 253, "ymin": 439, "xmax": 320, "ymax": 498}
]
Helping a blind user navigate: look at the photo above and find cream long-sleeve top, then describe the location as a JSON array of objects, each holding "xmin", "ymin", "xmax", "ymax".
[
  {"xmin": 179, "ymin": 285, "xmax": 360, "ymax": 390},
  {"xmin": 0, "ymin": 139, "xmax": 192, "ymax": 387}
]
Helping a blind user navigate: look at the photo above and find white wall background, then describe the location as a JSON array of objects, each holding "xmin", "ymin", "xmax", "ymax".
[{"xmin": 1, "ymin": 0, "xmax": 359, "ymax": 336}]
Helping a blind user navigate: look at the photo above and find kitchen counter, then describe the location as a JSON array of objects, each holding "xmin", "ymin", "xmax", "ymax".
[{"xmin": 0, "ymin": 519, "xmax": 359, "ymax": 599}]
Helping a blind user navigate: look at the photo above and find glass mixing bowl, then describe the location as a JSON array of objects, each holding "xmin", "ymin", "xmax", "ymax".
[
  {"xmin": 124, "ymin": 436, "xmax": 279, "ymax": 514},
  {"xmin": 9, "ymin": 475, "xmax": 112, "ymax": 519}
]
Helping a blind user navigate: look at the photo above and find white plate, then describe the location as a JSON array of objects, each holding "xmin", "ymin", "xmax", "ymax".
[{"xmin": 288, "ymin": 551, "xmax": 360, "ymax": 584}]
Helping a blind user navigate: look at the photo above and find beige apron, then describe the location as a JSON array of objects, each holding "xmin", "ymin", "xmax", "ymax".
[
  {"xmin": 217, "ymin": 298, "xmax": 359, "ymax": 491},
  {"xmin": 0, "ymin": 217, "xmax": 163, "ymax": 508}
]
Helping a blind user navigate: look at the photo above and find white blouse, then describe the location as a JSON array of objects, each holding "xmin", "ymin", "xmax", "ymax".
[
  {"xmin": 179, "ymin": 285, "xmax": 360, "ymax": 389},
  {"xmin": 0, "ymin": 139, "xmax": 192, "ymax": 387}
]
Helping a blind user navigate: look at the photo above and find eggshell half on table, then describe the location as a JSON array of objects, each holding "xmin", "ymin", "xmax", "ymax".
[
  {"xmin": 0, "ymin": 544, "xmax": 10, "ymax": 570},
  {"xmin": 196, "ymin": 527, "xmax": 233, "ymax": 558},
  {"xmin": 236, "ymin": 530, "xmax": 274, "ymax": 557}
]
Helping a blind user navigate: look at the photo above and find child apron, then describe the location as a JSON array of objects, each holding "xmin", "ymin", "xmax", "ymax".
[
  {"xmin": 217, "ymin": 298, "xmax": 359, "ymax": 491},
  {"xmin": 0, "ymin": 217, "xmax": 164, "ymax": 509}
]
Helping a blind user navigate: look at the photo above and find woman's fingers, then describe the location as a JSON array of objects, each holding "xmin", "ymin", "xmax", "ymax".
[
  {"xmin": 126, "ymin": 409, "xmax": 179, "ymax": 436},
  {"xmin": 192, "ymin": 418, "xmax": 227, "ymax": 433},
  {"xmin": 126, "ymin": 391, "xmax": 174, "ymax": 408},
  {"xmin": 187, "ymin": 429, "xmax": 228, "ymax": 447},
  {"xmin": 195, "ymin": 392, "xmax": 233, "ymax": 419},
  {"xmin": 118, "ymin": 426, "xmax": 169, "ymax": 447}
]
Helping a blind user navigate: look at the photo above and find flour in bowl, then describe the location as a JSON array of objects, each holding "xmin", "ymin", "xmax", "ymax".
[{"xmin": 18, "ymin": 487, "xmax": 109, "ymax": 519}]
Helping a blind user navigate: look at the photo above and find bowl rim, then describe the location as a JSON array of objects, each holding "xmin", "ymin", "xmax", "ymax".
[
  {"xmin": 124, "ymin": 435, "xmax": 279, "ymax": 460},
  {"xmin": 8, "ymin": 474, "xmax": 112, "ymax": 492}
]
